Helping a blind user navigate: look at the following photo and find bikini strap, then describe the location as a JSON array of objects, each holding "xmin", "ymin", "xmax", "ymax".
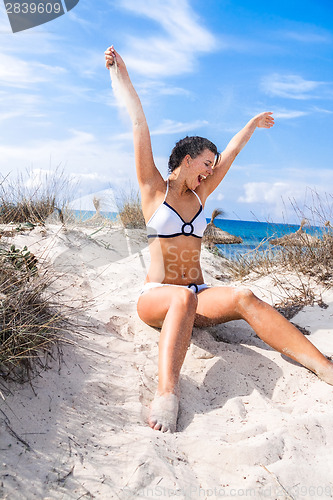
[
  {"xmin": 163, "ymin": 179, "xmax": 169, "ymax": 201},
  {"xmin": 191, "ymin": 189, "xmax": 203, "ymax": 206}
]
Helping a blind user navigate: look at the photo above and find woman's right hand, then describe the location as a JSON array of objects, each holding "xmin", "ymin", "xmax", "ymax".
[
  {"xmin": 105, "ymin": 45, "xmax": 116, "ymax": 69},
  {"xmin": 104, "ymin": 45, "xmax": 125, "ymax": 71}
]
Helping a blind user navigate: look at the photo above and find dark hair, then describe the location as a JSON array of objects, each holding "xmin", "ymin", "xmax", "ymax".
[{"xmin": 168, "ymin": 136, "xmax": 218, "ymax": 173}]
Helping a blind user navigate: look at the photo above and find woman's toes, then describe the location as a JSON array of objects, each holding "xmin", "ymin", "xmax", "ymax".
[{"xmin": 148, "ymin": 391, "xmax": 179, "ymax": 433}]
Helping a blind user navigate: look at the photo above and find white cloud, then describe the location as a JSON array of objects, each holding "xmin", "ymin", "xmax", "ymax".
[
  {"xmin": 0, "ymin": 129, "xmax": 138, "ymax": 196},
  {"xmin": 120, "ymin": 0, "xmax": 215, "ymax": 48},
  {"xmin": 67, "ymin": 10, "xmax": 96, "ymax": 31},
  {"xmin": 281, "ymin": 30, "xmax": 331, "ymax": 44},
  {"xmin": 238, "ymin": 182, "xmax": 304, "ymax": 205},
  {"xmin": 273, "ymin": 109, "xmax": 309, "ymax": 120},
  {"xmin": 117, "ymin": 0, "xmax": 217, "ymax": 77},
  {"xmin": 237, "ymin": 178, "xmax": 333, "ymax": 222},
  {"xmin": 237, "ymin": 181, "xmax": 309, "ymax": 221},
  {"xmin": 0, "ymin": 53, "xmax": 65, "ymax": 88},
  {"xmin": 137, "ymin": 81, "xmax": 192, "ymax": 97},
  {"xmin": 0, "ymin": 5, "xmax": 63, "ymax": 55},
  {"xmin": 261, "ymin": 106, "xmax": 333, "ymax": 121},
  {"xmin": 151, "ymin": 119, "xmax": 209, "ymax": 136},
  {"xmin": 112, "ymin": 118, "xmax": 209, "ymax": 141},
  {"xmin": 261, "ymin": 74, "xmax": 324, "ymax": 100},
  {"xmin": 0, "ymin": 91, "xmax": 44, "ymax": 121},
  {"xmin": 311, "ymin": 106, "xmax": 333, "ymax": 115},
  {"xmin": 23, "ymin": 168, "xmax": 53, "ymax": 189}
]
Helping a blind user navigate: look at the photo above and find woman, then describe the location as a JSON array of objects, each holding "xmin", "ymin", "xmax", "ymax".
[{"xmin": 105, "ymin": 46, "xmax": 333, "ymax": 433}]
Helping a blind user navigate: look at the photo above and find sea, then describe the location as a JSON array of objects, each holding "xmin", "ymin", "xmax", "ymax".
[
  {"xmin": 72, "ymin": 210, "xmax": 322, "ymax": 262},
  {"xmin": 211, "ymin": 218, "xmax": 321, "ymax": 261}
]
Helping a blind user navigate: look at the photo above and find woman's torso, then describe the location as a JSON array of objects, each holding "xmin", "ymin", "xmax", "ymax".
[{"xmin": 142, "ymin": 180, "xmax": 207, "ymax": 285}]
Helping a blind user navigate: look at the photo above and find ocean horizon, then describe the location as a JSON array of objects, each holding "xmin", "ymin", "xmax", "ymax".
[{"xmin": 212, "ymin": 218, "xmax": 321, "ymax": 261}]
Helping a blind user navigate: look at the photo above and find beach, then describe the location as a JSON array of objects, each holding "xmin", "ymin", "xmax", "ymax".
[{"xmin": 1, "ymin": 222, "xmax": 333, "ymax": 499}]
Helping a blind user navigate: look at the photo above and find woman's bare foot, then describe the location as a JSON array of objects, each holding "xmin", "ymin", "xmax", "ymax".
[{"xmin": 148, "ymin": 390, "xmax": 180, "ymax": 433}]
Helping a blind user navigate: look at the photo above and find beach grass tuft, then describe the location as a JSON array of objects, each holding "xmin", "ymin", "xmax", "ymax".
[
  {"xmin": 115, "ymin": 187, "xmax": 146, "ymax": 229},
  {"xmin": 0, "ymin": 168, "xmax": 78, "ymax": 381},
  {"xmin": 227, "ymin": 203, "xmax": 333, "ymax": 315},
  {"xmin": 230, "ymin": 222, "xmax": 333, "ymax": 286},
  {"xmin": 0, "ymin": 243, "xmax": 69, "ymax": 381},
  {"xmin": 0, "ymin": 168, "xmax": 73, "ymax": 225},
  {"xmin": 230, "ymin": 190, "xmax": 333, "ymax": 287}
]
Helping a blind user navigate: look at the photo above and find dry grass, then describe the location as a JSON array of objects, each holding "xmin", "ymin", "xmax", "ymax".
[
  {"xmin": 115, "ymin": 187, "xmax": 145, "ymax": 229},
  {"xmin": 0, "ymin": 168, "xmax": 78, "ymax": 381},
  {"xmin": 0, "ymin": 168, "xmax": 73, "ymax": 225},
  {"xmin": 0, "ymin": 243, "xmax": 69, "ymax": 381},
  {"xmin": 230, "ymin": 224, "xmax": 333, "ymax": 286},
  {"xmin": 227, "ymin": 193, "xmax": 333, "ymax": 313}
]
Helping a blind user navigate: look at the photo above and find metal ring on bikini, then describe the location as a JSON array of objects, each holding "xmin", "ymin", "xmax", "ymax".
[
  {"xmin": 181, "ymin": 222, "xmax": 194, "ymax": 236},
  {"xmin": 187, "ymin": 283, "xmax": 199, "ymax": 293}
]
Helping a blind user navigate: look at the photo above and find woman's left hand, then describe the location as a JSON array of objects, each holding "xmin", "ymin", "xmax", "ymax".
[{"xmin": 255, "ymin": 112, "xmax": 275, "ymax": 128}]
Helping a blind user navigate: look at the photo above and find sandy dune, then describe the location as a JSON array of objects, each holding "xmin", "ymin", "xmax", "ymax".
[{"xmin": 1, "ymin": 224, "xmax": 333, "ymax": 499}]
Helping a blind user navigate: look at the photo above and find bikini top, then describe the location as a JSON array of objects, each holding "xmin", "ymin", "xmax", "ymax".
[{"xmin": 146, "ymin": 180, "xmax": 207, "ymax": 239}]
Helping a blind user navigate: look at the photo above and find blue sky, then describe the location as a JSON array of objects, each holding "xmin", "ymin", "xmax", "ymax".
[{"xmin": 0, "ymin": 0, "xmax": 332, "ymax": 223}]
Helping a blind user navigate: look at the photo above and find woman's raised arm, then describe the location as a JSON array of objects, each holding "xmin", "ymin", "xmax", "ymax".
[
  {"xmin": 105, "ymin": 46, "xmax": 164, "ymax": 190},
  {"xmin": 200, "ymin": 112, "xmax": 274, "ymax": 197}
]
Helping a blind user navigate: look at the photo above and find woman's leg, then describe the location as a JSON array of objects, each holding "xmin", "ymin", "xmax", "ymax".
[
  {"xmin": 137, "ymin": 286, "xmax": 198, "ymax": 432},
  {"xmin": 196, "ymin": 286, "xmax": 333, "ymax": 384}
]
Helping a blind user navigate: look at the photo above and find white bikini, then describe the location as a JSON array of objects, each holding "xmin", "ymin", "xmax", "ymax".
[
  {"xmin": 141, "ymin": 180, "xmax": 209, "ymax": 295},
  {"xmin": 146, "ymin": 179, "xmax": 207, "ymax": 239}
]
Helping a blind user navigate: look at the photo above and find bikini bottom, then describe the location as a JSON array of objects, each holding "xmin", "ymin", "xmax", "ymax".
[{"xmin": 140, "ymin": 282, "xmax": 209, "ymax": 296}]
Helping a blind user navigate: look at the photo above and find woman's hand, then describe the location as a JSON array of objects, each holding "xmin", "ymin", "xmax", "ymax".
[
  {"xmin": 104, "ymin": 45, "xmax": 125, "ymax": 71},
  {"xmin": 105, "ymin": 45, "xmax": 115, "ymax": 69},
  {"xmin": 255, "ymin": 111, "xmax": 275, "ymax": 129}
]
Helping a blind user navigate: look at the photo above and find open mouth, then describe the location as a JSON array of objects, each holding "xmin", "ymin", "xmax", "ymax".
[{"xmin": 198, "ymin": 174, "xmax": 207, "ymax": 184}]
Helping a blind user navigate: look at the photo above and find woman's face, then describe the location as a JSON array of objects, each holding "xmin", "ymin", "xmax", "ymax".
[{"xmin": 188, "ymin": 149, "xmax": 216, "ymax": 189}]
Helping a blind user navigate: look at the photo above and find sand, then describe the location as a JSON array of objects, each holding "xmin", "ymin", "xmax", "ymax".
[{"xmin": 1, "ymin": 223, "xmax": 333, "ymax": 499}]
